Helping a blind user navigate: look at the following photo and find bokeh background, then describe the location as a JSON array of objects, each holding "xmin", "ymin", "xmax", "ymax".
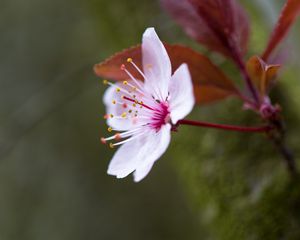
[{"xmin": 0, "ymin": 0, "xmax": 300, "ymax": 239}]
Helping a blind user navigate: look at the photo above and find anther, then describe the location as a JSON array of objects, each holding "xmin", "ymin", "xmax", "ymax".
[
  {"xmin": 112, "ymin": 100, "xmax": 116, "ymax": 104},
  {"xmin": 108, "ymin": 127, "xmax": 113, "ymax": 132},
  {"xmin": 103, "ymin": 79, "xmax": 108, "ymax": 85},
  {"xmin": 120, "ymin": 64, "xmax": 126, "ymax": 71},
  {"xmin": 121, "ymin": 112, "xmax": 127, "ymax": 118},
  {"xmin": 116, "ymin": 88, "xmax": 121, "ymax": 92},
  {"xmin": 109, "ymin": 143, "xmax": 114, "ymax": 149},
  {"xmin": 127, "ymin": 58, "xmax": 133, "ymax": 63},
  {"xmin": 110, "ymin": 114, "xmax": 114, "ymax": 118},
  {"xmin": 114, "ymin": 133, "xmax": 121, "ymax": 140},
  {"xmin": 123, "ymin": 81, "xmax": 128, "ymax": 85},
  {"xmin": 101, "ymin": 137, "xmax": 106, "ymax": 144},
  {"xmin": 122, "ymin": 103, "xmax": 127, "ymax": 108}
]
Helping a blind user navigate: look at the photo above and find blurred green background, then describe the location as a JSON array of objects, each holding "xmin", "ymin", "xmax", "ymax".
[{"xmin": 0, "ymin": 0, "xmax": 300, "ymax": 239}]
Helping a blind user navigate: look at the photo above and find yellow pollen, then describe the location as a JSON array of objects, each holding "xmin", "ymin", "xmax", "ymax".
[
  {"xmin": 103, "ymin": 79, "xmax": 108, "ymax": 85},
  {"xmin": 107, "ymin": 127, "xmax": 113, "ymax": 132},
  {"xmin": 112, "ymin": 100, "xmax": 116, "ymax": 104},
  {"xmin": 116, "ymin": 88, "xmax": 121, "ymax": 92},
  {"xmin": 127, "ymin": 58, "xmax": 133, "ymax": 63},
  {"xmin": 109, "ymin": 143, "xmax": 114, "ymax": 149},
  {"xmin": 133, "ymin": 103, "xmax": 136, "ymax": 107},
  {"xmin": 128, "ymin": 110, "xmax": 132, "ymax": 113},
  {"xmin": 121, "ymin": 112, "xmax": 127, "ymax": 118},
  {"xmin": 110, "ymin": 114, "xmax": 114, "ymax": 118},
  {"xmin": 123, "ymin": 81, "xmax": 128, "ymax": 85}
]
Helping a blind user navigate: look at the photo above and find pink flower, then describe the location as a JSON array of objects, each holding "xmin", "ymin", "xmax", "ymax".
[{"xmin": 102, "ymin": 28, "xmax": 195, "ymax": 182}]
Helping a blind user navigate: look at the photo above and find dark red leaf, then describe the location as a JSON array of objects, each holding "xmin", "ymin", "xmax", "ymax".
[
  {"xmin": 94, "ymin": 44, "xmax": 240, "ymax": 105},
  {"xmin": 161, "ymin": 0, "xmax": 250, "ymax": 59},
  {"xmin": 262, "ymin": 0, "xmax": 300, "ymax": 61}
]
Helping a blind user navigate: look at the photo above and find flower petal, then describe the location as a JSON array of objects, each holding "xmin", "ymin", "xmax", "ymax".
[
  {"xmin": 133, "ymin": 162, "xmax": 154, "ymax": 183},
  {"xmin": 142, "ymin": 27, "xmax": 172, "ymax": 100},
  {"xmin": 107, "ymin": 124, "xmax": 171, "ymax": 180},
  {"xmin": 169, "ymin": 63, "xmax": 195, "ymax": 124}
]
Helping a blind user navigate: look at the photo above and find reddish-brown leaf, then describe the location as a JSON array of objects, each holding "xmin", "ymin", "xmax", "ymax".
[
  {"xmin": 94, "ymin": 44, "xmax": 239, "ymax": 105},
  {"xmin": 160, "ymin": 0, "xmax": 250, "ymax": 59},
  {"xmin": 262, "ymin": 0, "xmax": 300, "ymax": 61},
  {"xmin": 246, "ymin": 56, "xmax": 281, "ymax": 97}
]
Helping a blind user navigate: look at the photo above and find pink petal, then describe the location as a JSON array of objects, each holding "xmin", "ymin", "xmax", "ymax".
[
  {"xmin": 169, "ymin": 64, "xmax": 195, "ymax": 124},
  {"xmin": 142, "ymin": 28, "xmax": 172, "ymax": 100},
  {"xmin": 107, "ymin": 124, "xmax": 171, "ymax": 180}
]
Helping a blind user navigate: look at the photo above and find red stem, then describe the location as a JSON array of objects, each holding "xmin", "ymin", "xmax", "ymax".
[{"xmin": 176, "ymin": 119, "xmax": 271, "ymax": 133}]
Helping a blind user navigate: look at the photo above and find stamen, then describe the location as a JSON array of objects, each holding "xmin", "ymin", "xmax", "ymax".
[
  {"xmin": 123, "ymin": 96, "xmax": 154, "ymax": 111},
  {"xmin": 107, "ymin": 127, "xmax": 113, "ymax": 132},
  {"xmin": 112, "ymin": 131, "xmax": 145, "ymax": 147},
  {"xmin": 128, "ymin": 59, "xmax": 147, "ymax": 80},
  {"xmin": 121, "ymin": 64, "xmax": 143, "ymax": 89}
]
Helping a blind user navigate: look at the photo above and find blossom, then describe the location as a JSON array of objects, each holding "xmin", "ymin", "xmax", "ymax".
[{"xmin": 101, "ymin": 28, "xmax": 195, "ymax": 182}]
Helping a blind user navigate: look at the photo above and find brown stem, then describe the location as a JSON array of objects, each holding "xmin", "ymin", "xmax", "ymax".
[
  {"xmin": 276, "ymin": 140, "xmax": 297, "ymax": 176},
  {"xmin": 268, "ymin": 118, "xmax": 298, "ymax": 177}
]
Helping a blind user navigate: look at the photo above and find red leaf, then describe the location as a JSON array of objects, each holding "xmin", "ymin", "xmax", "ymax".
[
  {"xmin": 160, "ymin": 0, "xmax": 250, "ymax": 59},
  {"xmin": 246, "ymin": 56, "xmax": 281, "ymax": 97},
  {"xmin": 94, "ymin": 44, "xmax": 239, "ymax": 105},
  {"xmin": 262, "ymin": 0, "xmax": 300, "ymax": 61}
]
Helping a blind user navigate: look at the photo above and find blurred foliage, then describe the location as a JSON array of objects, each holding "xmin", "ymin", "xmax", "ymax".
[
  {"xmin": 0, "ymin": 0, "xmax": 202, "ymax": 239},
  {"xmin": 1, "ymin": 0, "xmax": 300, "ymax": 239}
]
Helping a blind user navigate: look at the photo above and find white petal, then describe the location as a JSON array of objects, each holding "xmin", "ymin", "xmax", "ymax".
[
  {"xmin": 142, "ymin": 27, "xmax": 172, "ymax": 100},
  {"xmin": 133, "ymin": 124, "xmax": 171, "ymax": 182},
  {"xmin": 169, "ymin": 64, "xmax": 195, "ymax": 124},
  {"xmin": 107, "ymin": 124, "xmax": 171, "ymax": 180},
  {"xmin": 133, "ymin": 162, "xmax": 154, "ymax": 183}
]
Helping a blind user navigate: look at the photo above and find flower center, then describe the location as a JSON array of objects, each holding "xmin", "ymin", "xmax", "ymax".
[
  {"xmin": 149, "ymin": 101, "xmax": 170, "ymax": 130},
  {"xmin": 101, "ymin": 57, "xmax": 170, "ymax": 148}
]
